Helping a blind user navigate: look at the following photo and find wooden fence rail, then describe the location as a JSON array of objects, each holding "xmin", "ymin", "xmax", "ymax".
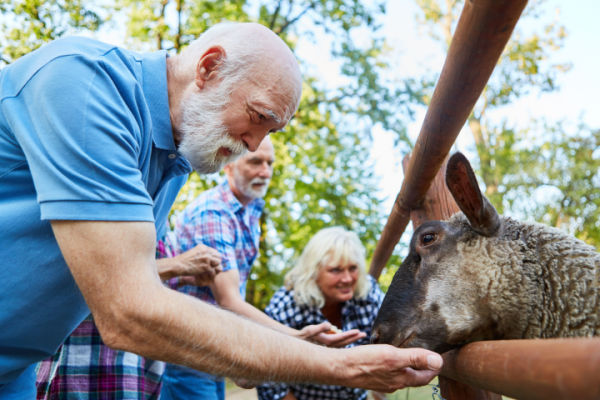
[{"xmin": 441, "ymin": 338, "xmax": 600, "ymax": 400}]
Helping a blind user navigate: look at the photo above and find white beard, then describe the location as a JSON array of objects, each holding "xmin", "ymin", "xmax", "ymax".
[
  {"xmin": 177, "ymin": 81, "xmax": 247, "ymax": 174},
  {"xmin": 234, "ymin": 175, "xmax": 270, "ymax": 200}
]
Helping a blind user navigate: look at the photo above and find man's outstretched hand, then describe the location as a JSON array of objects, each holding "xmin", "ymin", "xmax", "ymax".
[{"xmin": 338, "ymin": 344, "xmax": 443, "ymax": 392}]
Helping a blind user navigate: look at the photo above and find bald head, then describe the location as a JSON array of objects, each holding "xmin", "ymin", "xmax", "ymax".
[
  {"xmin": 169, "ymin": 22, "xmax": 300, "ymax": 175},
  {"xmin": 180, "ymin": 22, "xmax": 302, "ymax": 120}
]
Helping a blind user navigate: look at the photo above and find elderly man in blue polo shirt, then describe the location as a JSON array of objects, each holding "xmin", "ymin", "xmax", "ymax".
[{"xmin": 0, "ymin": 21, "xmax": 443, "ymax": 400}]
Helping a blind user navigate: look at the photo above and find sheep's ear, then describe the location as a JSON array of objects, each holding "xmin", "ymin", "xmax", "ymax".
[{"xmin": 445, "ymin": 152, "xmax": 500, "ymax": 237}]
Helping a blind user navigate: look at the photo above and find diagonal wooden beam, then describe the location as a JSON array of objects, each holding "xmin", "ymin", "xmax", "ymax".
[{"xmin": 369, "ymin": 0, "xmax": 529, "ymax": 279}]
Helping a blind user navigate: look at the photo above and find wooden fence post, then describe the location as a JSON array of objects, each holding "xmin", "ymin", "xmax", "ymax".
[{"xmin": 441, "ymin": 338, "xmax": 600, "ymax": 400}]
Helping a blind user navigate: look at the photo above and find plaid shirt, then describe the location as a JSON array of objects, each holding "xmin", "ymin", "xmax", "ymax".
[
  {"xmin": 35, "ymin": 245, "xmax": 172, "ymax": 399},
  {"xmin": 35, "ymin": 317, "xmax": 165, "ymax": 399},
  {"xmin": 257, "ymin": 275, "xmax": 384, "ymax": 400},
  {"xmin": 164, "ymin": 180, "xmax": 265, "ymax": 303}
]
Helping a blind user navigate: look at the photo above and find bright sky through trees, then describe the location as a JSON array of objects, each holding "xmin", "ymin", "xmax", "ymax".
[{"xmin": 370, "ymin": 0, "xmax": 600, "ymax": 211}]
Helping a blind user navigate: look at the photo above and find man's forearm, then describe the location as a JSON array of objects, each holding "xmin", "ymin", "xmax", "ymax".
[
  {"xmin": 93, "ymin": 278, "xmax": 442, "ymax": 392},
  {"xmin": 99, "ymin": 283, "xmax": 338, "ymax": 383},
  {"xmin": 155, "ymin": 257, "xmax": 181, "ymax": 280}
]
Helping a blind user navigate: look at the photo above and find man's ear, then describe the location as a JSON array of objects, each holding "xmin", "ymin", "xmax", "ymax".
[
  {"xmin": 223, "ymin": 163, "xmax": 233, "ymax": 177},
  {"xmin": 195, "ymin": 46, "xmax": 226, "ymax": 89}
]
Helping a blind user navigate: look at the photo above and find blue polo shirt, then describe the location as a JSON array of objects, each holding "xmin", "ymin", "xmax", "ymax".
[{"xmin": 0, "ymin": 37, "xmax": 191, "ymax": 395}]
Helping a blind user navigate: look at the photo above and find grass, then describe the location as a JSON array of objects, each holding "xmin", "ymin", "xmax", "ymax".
[
  {"xmin": 227, "ymin": 377, "xmax": 515, "ymax": 400},
  {"xmin": 225, "ymin": 379, "xmax": 441, "ymax": 400},
  {"xmin": 381, "ymin": 379, "xmax": 514, "ymax": 400},
  {"xmin": 383, "ymin": 378, "xmax": 441, "ymax": 400}
]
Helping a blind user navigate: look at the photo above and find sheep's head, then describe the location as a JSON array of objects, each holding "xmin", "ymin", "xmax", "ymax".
[{"xmin": 372, "ymin": 152, "xmax": 511, "ymax": 353}]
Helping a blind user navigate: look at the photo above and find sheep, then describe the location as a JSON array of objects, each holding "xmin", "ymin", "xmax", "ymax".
[{"xmin": 371, "ymin": 152, "xmax": 600, "ymax": 353}]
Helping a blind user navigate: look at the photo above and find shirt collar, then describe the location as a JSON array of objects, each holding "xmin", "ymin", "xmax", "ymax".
[{"xmin": 141, "ymin": 50, "xmax": 176, "ymax": 152}]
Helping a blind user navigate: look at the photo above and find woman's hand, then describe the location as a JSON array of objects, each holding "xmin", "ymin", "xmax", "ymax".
[{"xmin": 296, "ymin": 322, "xmax": 367, "ymax": 347}]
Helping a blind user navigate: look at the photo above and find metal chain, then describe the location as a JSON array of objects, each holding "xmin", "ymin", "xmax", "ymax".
[{"xmin": 431, "ymin": 384, "xmax": 447, "ymax": 400}]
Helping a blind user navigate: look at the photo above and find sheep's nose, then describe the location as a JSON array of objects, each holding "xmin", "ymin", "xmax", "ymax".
[{"xmin": 370, "ymin": 328, "xmax": 380, "ymax": 344}]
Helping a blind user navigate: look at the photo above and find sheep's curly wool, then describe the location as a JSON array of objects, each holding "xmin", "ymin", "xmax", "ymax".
[{"xmin": 450, "ymin": 212, "xmax": 599, "ymax": 339}]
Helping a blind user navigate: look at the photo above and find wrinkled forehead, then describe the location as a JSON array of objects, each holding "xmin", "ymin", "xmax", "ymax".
[
  {"xmin": 252, "ymin": 86, "xmax": 299, "ymax": 125},
  {"xmin": 249, "ymin": 57, "xmax": 301, "ymax": 119}
]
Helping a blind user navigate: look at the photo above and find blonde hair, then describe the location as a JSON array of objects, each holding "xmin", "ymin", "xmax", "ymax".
[{"xmin": 284, "ymin": 227, "xmax": 369, "ymax": 308}]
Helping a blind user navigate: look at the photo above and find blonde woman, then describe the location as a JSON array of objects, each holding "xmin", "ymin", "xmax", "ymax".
[{"xmin": 258, "ymin": 227, "xmax": 384, "ymax": 400}]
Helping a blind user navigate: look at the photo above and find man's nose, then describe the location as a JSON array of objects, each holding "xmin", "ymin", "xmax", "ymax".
[
  {"xmin": 243, "ymin": 129, "xmax": 269, "ymax": 152},
  {"xmin": 258, "ymin": 163, "xmax": 273, "ymax": 178}
]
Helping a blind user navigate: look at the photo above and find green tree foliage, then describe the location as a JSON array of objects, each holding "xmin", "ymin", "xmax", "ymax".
[
  {"xmin": 0, "ymin": 0, "xmax": 104, "ymax": 65},
  {"xmin": 114, "ymin": 0, "xmax": 250, "ymax": 51},
  {"xmin": 413, "ymin": 0, "xmax": 598, "ymax": 249},
  {"xmin": 509, "ymin": 123, "xmax": 600, "ymax": 245}
]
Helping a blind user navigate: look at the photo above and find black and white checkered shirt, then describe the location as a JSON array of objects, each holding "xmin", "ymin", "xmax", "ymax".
[{"xmin": 257, "ymin": 275, "xmax": 384, "ymax": 400}]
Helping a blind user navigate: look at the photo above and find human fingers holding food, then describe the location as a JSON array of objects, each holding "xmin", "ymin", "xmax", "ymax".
[
  {"xmin": 316, "ymin": 326, "xmax": 367, "ymax": 348},
  {"xmin": 157, "ymin": 243, "xmax": 222, "ymax": 286},
  {"xmin": 295, "ymin": 322, "xmax": 366, "ymax": 347}
]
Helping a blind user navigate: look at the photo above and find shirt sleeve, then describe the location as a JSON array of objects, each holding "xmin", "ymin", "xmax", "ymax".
[
  {"xmin": 176, "ymin": 207, "xmax": 240, "ymax": 272},
  {"xmin": 9, "ymin": 53, "xmax": 154, "ymax": 221}
]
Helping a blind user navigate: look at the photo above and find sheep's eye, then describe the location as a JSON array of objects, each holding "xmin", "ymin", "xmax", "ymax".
[{"xmin": 420, "ymin": 233, "xmax": 436, "ymax": 246}]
